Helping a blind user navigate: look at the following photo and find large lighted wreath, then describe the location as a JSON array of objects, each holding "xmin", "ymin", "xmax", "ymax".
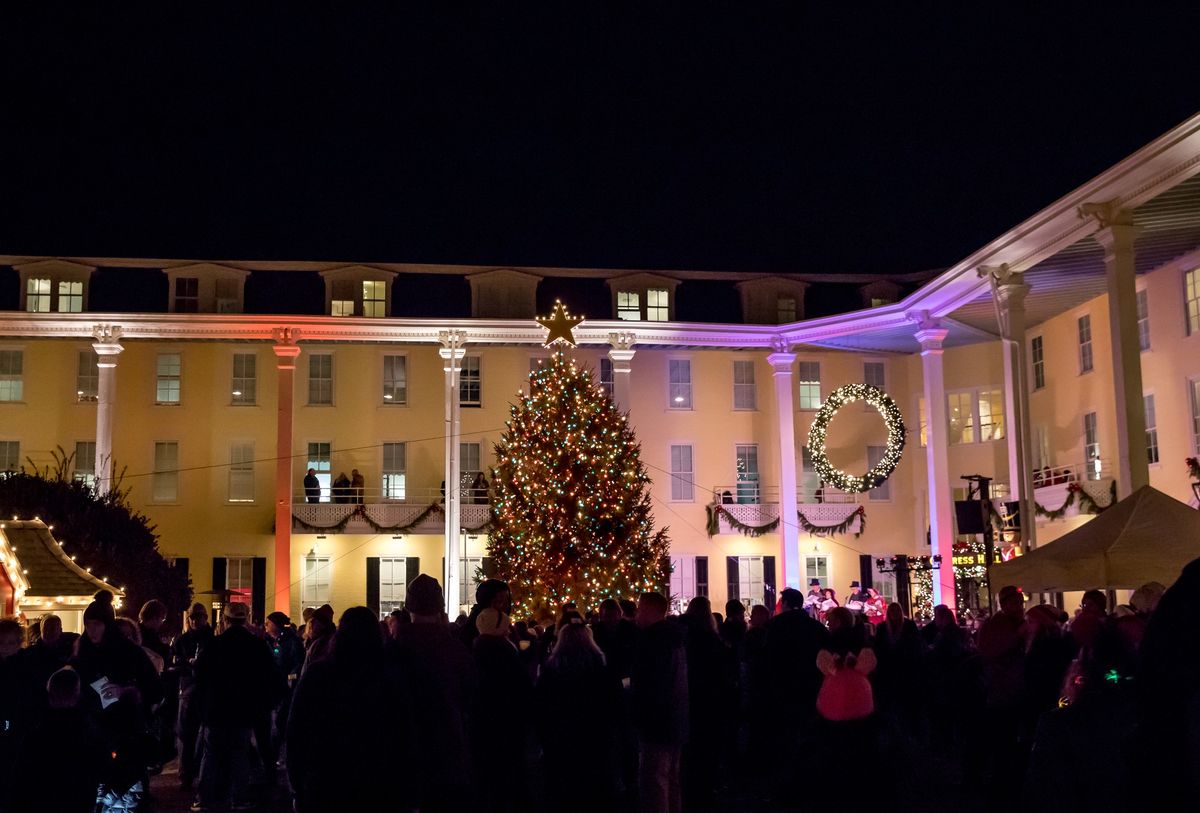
[{"xmin": 806, "ymin": 383, "xmax": 906, "ymax": 493}]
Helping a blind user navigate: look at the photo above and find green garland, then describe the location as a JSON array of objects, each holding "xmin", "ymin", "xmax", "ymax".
[
  {"xmin": 289, "ymin": 502, "xmax": 489, "ymax": 535},
  {"xmin": 705, "ymin": 503, "xmax": 866, "ymax": 539},
  {"xmin": 806, "ymin": 384, "xmax": 906, "ymax": 493},
  {"xmin": 797, "ymin": 505, "xmax": 867, "ymax": 538}
]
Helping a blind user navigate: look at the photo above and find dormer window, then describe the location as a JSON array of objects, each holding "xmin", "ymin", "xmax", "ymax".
[
  {"xmin": 174, "ymin": 278, "xmax": 200, "ymax": 313},
  {"xmin": 607, "ymin": 273, "xmax": 680, "ymax": 322},
  {"xmin": 320, "ymin": 266, "xmax": 397, "ymax": 318},
  {"xmin": 16, "ymin": 259, "xmax": 95, "ymax": 313},
  {"xmin": 870, "ymin": 297, "xmax": 892, "ymax": 308},
  {"xmin": 164, "ymin": 264, "xmax": 248, "ymax": 314},
  {"xmin": 618, "ymin": 291, "xmax": 641, "ymax": 320},
  {"xmin": 859, "ymin": 280, "xmax": 903, "ymax": 310},
  {"xmin": 777, "ymin": 296, "xmax": 797, "ymax": 323},
  {"xmin": 26, "ymin": 278, "xmax": 51, "ymax": 312},
  {"xmin": 647, "ymin": 289, "xmax": 669, "ymax": 321}
]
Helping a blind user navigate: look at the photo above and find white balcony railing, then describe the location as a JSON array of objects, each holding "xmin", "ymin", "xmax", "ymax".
[{"xmin": 711, "ymin": 484, "xmax": 860, "ymax": 506}]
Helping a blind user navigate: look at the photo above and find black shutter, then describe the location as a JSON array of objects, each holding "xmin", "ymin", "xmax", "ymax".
[
  {"xmin": 251, "ymin": 557, "xmax": 266, "ymax": 625},
  {"xmin": 481, "ymin": 557, "xmax": 497, "ymax": 578},
  {"xmin": 695, "ymin": 557, "xmax": 709, "ymax": 598},
  {"xmin": 441, "ymin": 557, "xmax": 446, "ymax": 589},
  {"xmin": 727, "ymin": 557, "xmax": 739, "ymax": 601},
  {"xmin": 405, "ymin": 557, "xmax": 420, "ymax": 590},
  {"xmin": 212, "ymin": 557, "xmax": 227, "ymax": 593},
  {"xmin": 366, "ymin": 558, "xmax": 381, "ymax": 617},
  {"xmin": 659, "ymin": 555, "xmax": 671, "ymax": 596},
  {"xmin": 763, "ymin": 556, "xmax": 776, "ymax": 611},
  {"xmin": 859, "ymin": 554, "xmax": 875, "ymax": 591}
]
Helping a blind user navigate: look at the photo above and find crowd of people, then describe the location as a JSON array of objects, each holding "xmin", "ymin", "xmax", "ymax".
[{"xmin": 0, "ymin": 563, "xmax": 1196, "ymax": 813}]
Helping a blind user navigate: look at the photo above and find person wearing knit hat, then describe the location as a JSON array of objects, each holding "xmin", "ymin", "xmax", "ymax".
[
  {"xmin": 475, "ymin": 607, "xmax": 511, "ymax": 638},
  {"xmin": 304, "ymin": 604, "xmax": 336, "ymax": 672},
  {"xmin": 83, "ymin": 589, "xmax": 117, "ymax": 642},
  {"xmin": 405, "ymin": 573, "xmax": 445, "ymax": 619}
]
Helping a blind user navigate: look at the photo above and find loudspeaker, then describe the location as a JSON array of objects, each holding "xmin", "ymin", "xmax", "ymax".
[{"xmin": 954, "ymin": 500, "xmax": 987, "ymax": 535}]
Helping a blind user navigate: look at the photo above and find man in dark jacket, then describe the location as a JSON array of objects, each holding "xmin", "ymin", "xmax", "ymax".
[
  {"xmin": 394, "ymin": 574, "xmax": 478, "ymax": 812},
  {"xmin": 171, "ymin": 603, "xmax": 215, "ymax": 788},
  {"xmin": 764, "ymin": 588, "xmax": 829, "ymax": 797},
  {"xmin": 458, "ymin": 577, "xmax": 511, "ymax": 649},
  {"xmin": 193, "ymin": 601, "xmax": 283, "ymax": 811},
  {"xmin": 631, "ymin": 591, "xmax": 688, "ymax": 813}
]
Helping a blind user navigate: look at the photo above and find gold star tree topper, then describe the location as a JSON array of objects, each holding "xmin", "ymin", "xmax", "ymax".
[{"xmin": 537, "ymin": 300, "xmax": 584, "ymax": 347}]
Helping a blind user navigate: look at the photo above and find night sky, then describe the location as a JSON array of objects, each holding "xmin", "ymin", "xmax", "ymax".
[{"xmin": 2, "ymin": 4, "xmax": 1198, "ymax": 275}]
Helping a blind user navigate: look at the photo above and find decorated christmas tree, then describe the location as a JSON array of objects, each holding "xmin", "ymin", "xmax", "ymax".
[{"xmin": 488, "ymin": 350, "xmax": 670, "ymax": 618}]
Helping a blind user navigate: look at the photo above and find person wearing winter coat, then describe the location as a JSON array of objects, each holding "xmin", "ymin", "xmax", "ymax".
[{"xmin": 631, "ymin": 592, "xmax": 689, "ymax": 813}]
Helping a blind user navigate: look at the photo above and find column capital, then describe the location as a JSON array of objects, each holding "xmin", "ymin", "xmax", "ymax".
[
  {"xmin": 607, "ymin": 331, "xmax": 636, "ymax": 351},
  {"xmin": 766, "ymin": 351, "xmax": 796, "ymax": 372},
  {"xmin": 914, "ymin": 327, "xmax": 949, "ymax": 354},
  {"xmin": 92, "ymin": 324, "xmax": 124, "ymax": 364},
  {"xmin": 1079, "ymin": 200, "xmax": 1140, "ymax": 254}
]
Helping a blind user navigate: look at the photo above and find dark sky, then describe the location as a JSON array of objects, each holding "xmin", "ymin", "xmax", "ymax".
[{"xmin": 2, "ymin": 4, "xmax": 1198, "ymax": 274}]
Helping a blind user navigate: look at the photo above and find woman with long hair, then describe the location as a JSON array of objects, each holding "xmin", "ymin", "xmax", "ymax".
[{"xmin": 536, "ymin": 621, "xmax": 622, "ymax": 811}]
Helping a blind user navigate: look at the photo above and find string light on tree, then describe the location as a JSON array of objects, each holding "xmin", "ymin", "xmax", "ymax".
[
  {"xmin": 488, "ymin": 349, "xmax": 670, "ymax": 618},
  {"xmin": 805, "ymin": 384, "xmax": 906, "ymax": 493}
]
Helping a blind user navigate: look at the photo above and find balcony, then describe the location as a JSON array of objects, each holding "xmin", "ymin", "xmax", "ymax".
[
  {"xmin": 291, "ymin": 487, "xmax": 492, "ymax": 535},
  {"xmin": 1029, "ymin": 459, "xmax": 1117, "ymax": 522},
  {"xmin": 709, "ymin": 484, "xmax": 862, "ymax": 535}
]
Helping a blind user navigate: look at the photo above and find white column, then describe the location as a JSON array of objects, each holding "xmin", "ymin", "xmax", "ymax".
[
  {"xmin": 272, "ymin": 329, "xmax": 301, "ymax": 614},
  {"xmin": 439, "ymin": 331, "xmax": 466, "ymax": 616},
  {"xmin": 91, "ymin": 325, "xmax": 124, "ymax": 495},
  {"xmin": 768, "ymin": 350, "xmax": 800, "ymax": 590},
  {"xmin": 913, "ymin": 317, "xmax": 956, "ymax": 609},
  {"xmin": 986, "ymin": 267, "xmax": 1037, "ymax": 550},
  {"xmin": 607, "ymin": 331, "xmax": 636, "ymax": 415},
  {"xmin": 1083, "ymin": 202, "xmax": 1148, "ymax": 497}
]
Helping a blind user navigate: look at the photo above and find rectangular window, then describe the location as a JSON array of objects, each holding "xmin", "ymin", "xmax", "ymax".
[
  {"xmin": 668, "ymin": 359, "xmax": 692, "ymax": 409},
  {"xmin": 646, "ymin": 288, "xmax": 669, "ymax": 321},
  {"xmin": 735, "ymin": 444, "xmax": 760, "ymax": 503},
  {"xmin": 231, "ymin": 353, "xmax": 257, "ymax": 405},
  {"xmin": 1078, "ymin": 315, "xmax": 1094, "ymax": 373},
  {"xmin": 226, "ymin": 557, "xmax": 254, "ymax": 612},
  {"xmin": 978, "ymin": 388, "xmax": 1005, "ymax": 442},
  {"xmin": 77, "ymin": 351, "xmax": 99, "ymax": 400},
  {"xmin": 302, "ymin": 556, "xmax": 331, "ymax": 606},
  {"xmin": 917, "ymin": 396, "xmax": 928, "ymax": 447},
  {"xmin": 308, "ymin": 354, "xmax": 333, "ymax": 405},
  {"xmin": 867, "ymin": 445, "xmax": 890, "ymax": 501},
  {"xmin": 383, "ymin": 355, "xmax": 407, "ymax": 405},
  {"xmin": 669, "ymin": 444, "xmax": 694, "ymax": 502},
  {"xmin": 459, "ymin": 557, "xmax": 484, "ymax": 609},
  {"xmin": 1144, "ymin": 394, "xmax": 1159, "ymax": 465},
  {"xmin": 617, "ymin": 291, "xmax": 641, "ymax": 321},
  {"xmin": 1031, "ymin": 336, "xmax": 1045, "ymax": 390},
  {"xmin": 362, "ymin": 280, "xmax": 387, "ymax": 318},
  {"xmin": 331, "ymin": 280, "xmax": 355, "ymax": 317},
  {"xmin": 26, "ymin": 278, "xmax": 51, "ymax": 312},
  {"xmin": 174, "ymin": 278, "xmax": 199, "ymax": 313},
  {"xmin": 1033, "ymin": 425, "xmax": 1051, "ymax": 471},
  {"xmin": 798, "ymin": 361, "xmax": 821, "ymax": 410},
  {"xmin": 1190, "ymin": 379, "xmax": 1200, "ymax": 453},
  {"xmin": 737, "ymin": 556, "xmax": 765, "ymax": 607},
  {"xmin": 777, "ymin": 297, "xmax": 797, "ymax": 323},
  {"xmin": 155, "ymin": 353, "xmax": 182, "ymax": 405},
  {"xmin": 57, "ymin": 280, "xmax": 83, "ymax": 313},
  {"xmin": 800, "ymin": 447, "xmax": 821, "ymax": 499},
  {"xmin": 379, "ymin": 558, "xmax": 408, "ymax": 615},
  {"xmin": 1137, "ymin": 289, "xmax": 1150, "ymax": 352},
  {"xmin": 948, "ymin": 391, "xmax": 975, "ymax": 445},
  {"xmin": 0, "ymin": 350, "xmax": 24, "ymax": 402},
  {"xmin": 307, "ymin": 442, "xmax": 332, "ymax": 502},
  {"xmin": 382, "ymin": 442, "xmax": 407, "ymax": 500},
  {"xmin": 732, "ymin": 360, "xmax": 756, "ymax": 410},
  {"xmin": 599, "ymin": 358, "xmax": 614, "ymax": 400},
  {"xmin": 215, "ymin": 278, "xmax": 241, "ymax": 313},
  {"xmin": 1187, "ymin": 268, "xmax": 1200, "ymax": 336},
  {"xmin": 1084, "ymin": 412, "xmax": 1101, "ymax": 481},
  {"xmin": 669, "ymin": 556, "xmax": 707, "ymax": 610},
  {"xmin": 75, "ymin": 441, "xmax": 96, "ymax": 487},
  {"xmin": 229, "ymin": 442, "xmax": 255, "ymax": 502},
  {"xmin": 805, "ymin": 554, "xmax": 830, "ymax": 587},
  {"xmin": 153, "ymin": 441, "xmax": 179, "ymax": 502},
  {"xmin": 459, "ymin": 357, "xmax": 481, "ymax": 407},
  {"xmin": 864, "ymin": 361, "xmax": 886, "ymax": 390},
  {"xmin": 459, "ymin": 442, "xmax": 482, "ymax": 480},
  {"xmin": 0, "ymin": 441, "xmax": 19, "ymax": 472}
]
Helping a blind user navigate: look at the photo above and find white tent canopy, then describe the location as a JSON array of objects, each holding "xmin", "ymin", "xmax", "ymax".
[{"xmin": 989, "ymin": 485, "xmax": 1200, "ymax": 593}]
